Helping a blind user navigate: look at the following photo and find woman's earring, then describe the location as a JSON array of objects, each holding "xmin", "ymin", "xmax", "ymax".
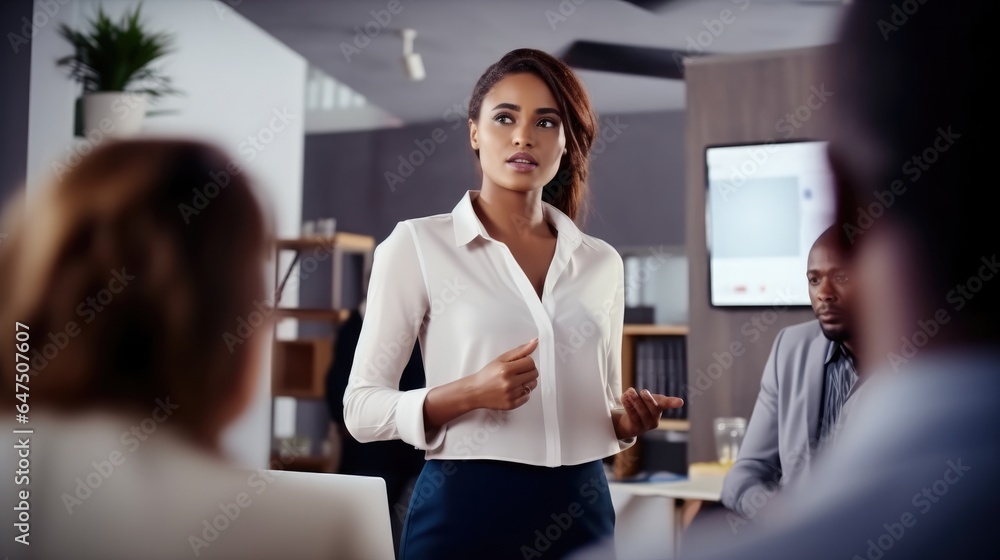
[{"xmin": 563, "ymin": 148, "xmax": 568, "ymax": 155}]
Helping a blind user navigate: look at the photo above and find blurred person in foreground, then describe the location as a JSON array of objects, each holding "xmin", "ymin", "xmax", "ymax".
[
  {"xmin": 0, "ymin": 140, "xmax": 335, "ymax": 559},
  {"xmin": 720, "ymin": 225, "xmax": 859, "ymax": 521},
  {"xmin": 576, "ymin": 1, "xmax": 997, "ymax": 558},
  {"xmin": 684, "ymin": 0, "xmax": 998, "ymax": 557}
]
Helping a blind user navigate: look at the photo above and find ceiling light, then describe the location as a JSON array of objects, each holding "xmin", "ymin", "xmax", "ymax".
[{"xmin": 401, "ymin": 28, "xmax": 425, "ymax": 81}]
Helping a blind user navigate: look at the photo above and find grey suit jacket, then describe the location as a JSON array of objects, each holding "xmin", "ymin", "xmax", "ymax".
[{"xmin": 720, "ymin": 320, "xmax": 831, "ymax": 519}]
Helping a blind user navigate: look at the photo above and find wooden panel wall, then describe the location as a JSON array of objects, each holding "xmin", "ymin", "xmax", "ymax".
[{"xmin": 684, "ymin": 47, "xmax": 834, "ymax": 462}]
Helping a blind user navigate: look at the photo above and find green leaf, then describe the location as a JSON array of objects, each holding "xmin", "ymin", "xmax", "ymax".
[{"xmin": 55, "ymin": 2, "xmax": 180, "ymax": 99}]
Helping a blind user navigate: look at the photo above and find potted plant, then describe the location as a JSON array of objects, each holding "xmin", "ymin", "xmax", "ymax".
[{"xmin": 57, "ymin": 3, "xmax": 178, "ymax": 137}]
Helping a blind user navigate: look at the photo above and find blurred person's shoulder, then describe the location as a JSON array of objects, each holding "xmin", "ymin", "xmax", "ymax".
[
  {"xmin": 681, "ymin": 351, "xmax": 1000, "ymax": 559},
  {"xmin": 3, "ymin": 412, "xmax": 282, "ymax": 559},
  {"xmin": 845, "ymin": 349, "xmax": 1000, "ymax": 450}
]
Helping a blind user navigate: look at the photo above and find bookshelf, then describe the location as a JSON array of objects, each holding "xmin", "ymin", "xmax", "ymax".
[
  {"xmin": 272, "ymin": 338, "xmax": 333, "ymax": 398},
  {"xmin": 268, "ymin": 232, "xmax": 375, "ymax": 474},
  {"xmin": 271, "ymin": 232, "xmax": 375, "ymax": 399},
  {"xmin": 658, "ymin": 419, "xmax": 691, "ymax": 432},
  {"xmin": 269, "ymin": 450, "xmax": 334, "ymax": 473},
  {"xmin": 273, "ymin": 308, "xmax": 351, "ymax": 323},
  {"xmin": 271, "ymin": 232, "xmax": 374, "ymax": 398},
  {"xmin": 274, "ymin": 233, "xmax": 375, "ymax": 312},
  {"xmin": 613, "ymin": 323, "xmax": 690, "ymax": 479}
]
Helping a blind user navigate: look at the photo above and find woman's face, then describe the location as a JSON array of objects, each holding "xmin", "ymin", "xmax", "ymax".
[{"xmin": 470, "ymin": 72, "xmax": 566, "ymax": 193}]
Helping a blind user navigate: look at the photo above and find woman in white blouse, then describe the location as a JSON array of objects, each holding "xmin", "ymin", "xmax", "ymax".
[{"xmin": 344, "ymin": 48, "xmax": 683, "ymax": 559}]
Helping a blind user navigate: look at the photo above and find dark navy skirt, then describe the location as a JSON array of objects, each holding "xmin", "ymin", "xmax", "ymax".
[{"xmin": 399, "ymin": 459, "xmax": 615, "ymax": 560}]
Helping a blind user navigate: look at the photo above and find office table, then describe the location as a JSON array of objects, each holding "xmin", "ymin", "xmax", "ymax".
[{"xmin": 609, "ymin": 468, "xmax": 725, "ymax": 559}]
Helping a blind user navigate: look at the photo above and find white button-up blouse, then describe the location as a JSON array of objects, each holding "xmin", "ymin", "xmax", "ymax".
[{"xmin": 343, "ymin": 190, "xmax": 634, "ymax": 467}]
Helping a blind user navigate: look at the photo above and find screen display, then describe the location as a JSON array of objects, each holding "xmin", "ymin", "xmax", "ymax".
[{"xmin": 706, "ymin": 141, "xmax": 836, "ymax": 307}]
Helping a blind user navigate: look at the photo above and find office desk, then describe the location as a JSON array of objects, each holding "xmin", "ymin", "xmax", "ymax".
[{"xmin": 609, "ymin": 470, "xmax": 725, "ymax": 559}]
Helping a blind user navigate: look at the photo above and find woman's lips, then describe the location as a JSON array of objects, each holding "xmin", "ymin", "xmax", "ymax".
[
  {"xmin": 506, "ymin": 160, "xmax": 538, "ymax": 172},
  {"xmin": 506, "ymin": 151, "xmax": 538, "ymax": 172}
]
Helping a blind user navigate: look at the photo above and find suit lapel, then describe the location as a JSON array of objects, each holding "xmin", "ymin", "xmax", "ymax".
[{"xmin": 805, "ymin": 333, "xmax": 832, "ymax": 446}]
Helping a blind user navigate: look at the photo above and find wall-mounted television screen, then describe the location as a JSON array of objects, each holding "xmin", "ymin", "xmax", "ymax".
[{"xmin": 705, "ymin": 140, "xmax": 836, "ymax": 307}]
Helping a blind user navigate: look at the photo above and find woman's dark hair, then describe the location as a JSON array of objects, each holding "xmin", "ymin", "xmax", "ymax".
[
  {"xmin": 468, "ymin": 48, "xmax": 598, "ymax": 222},
  {"xmin": 0, "ymin": 139, "xmax": 271, "ymax": 447}
]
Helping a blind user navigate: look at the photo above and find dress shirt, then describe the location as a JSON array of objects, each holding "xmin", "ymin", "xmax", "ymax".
[
  {"xmin": 818, "ymin": 342, "xmax": 858, "ymax": 442},
  {"xmin": 344, "ymin": 190, "xmax": 634, "ymax": 467}
]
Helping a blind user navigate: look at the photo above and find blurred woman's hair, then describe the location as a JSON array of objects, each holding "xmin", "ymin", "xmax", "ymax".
[
  {"xmin": 468, "ymin": 48, "xmax": 598, "ymax": 223},
  {"xmin": 0, "ymin": 139, "xmax": 272, "ymax": 448}
]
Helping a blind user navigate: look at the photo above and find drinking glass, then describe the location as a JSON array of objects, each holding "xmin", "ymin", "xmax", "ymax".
[
  {"xmin": 714, "ymin": 417, "xmax": 747, "ymax": 465},
  {"xmin": 318, "ymin": 218, "xmax": 337, "ymax": 237}
]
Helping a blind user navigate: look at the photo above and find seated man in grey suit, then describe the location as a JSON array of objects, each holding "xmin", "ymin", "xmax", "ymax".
[{"xmin": 721, "ymin": 226, "xmax": 857, "ymax": 519}]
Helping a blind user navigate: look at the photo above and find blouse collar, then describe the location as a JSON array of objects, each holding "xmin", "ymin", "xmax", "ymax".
[{"xmin": 451, "ymin": 189, "xmax": 584, "ymax": 248}]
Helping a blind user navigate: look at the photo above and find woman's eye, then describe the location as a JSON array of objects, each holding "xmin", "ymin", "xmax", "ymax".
[
  {"xmin": 494, "ymin": 114, "xmax": 513, "ymax": 124},
  {"xmin": 538, "ymin": 118, "xmax": 557, "ymax": 128}
]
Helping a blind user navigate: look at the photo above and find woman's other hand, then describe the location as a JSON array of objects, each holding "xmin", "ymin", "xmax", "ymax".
[{"xmin": 613, "ymin": 388, "xmax": 684, "ymax": 440}]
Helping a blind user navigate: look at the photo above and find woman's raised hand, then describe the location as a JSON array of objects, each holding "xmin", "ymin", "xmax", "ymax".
[{"xmin": 466, "ymin": 338, "xmax": 540, "ymax": 411}]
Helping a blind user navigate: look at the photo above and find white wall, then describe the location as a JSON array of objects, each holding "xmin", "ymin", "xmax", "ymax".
[
  {"xmin": 25, "ymin": 0, "xmax": 78, "ymax": 191},
  {"xmin": 27, "ymin": 0, "xmax": 308, "ymax": 468}
]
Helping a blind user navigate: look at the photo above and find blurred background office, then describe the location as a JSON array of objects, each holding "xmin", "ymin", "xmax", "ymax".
[{"xmin": 2, "ymin": 1, "xmax": 862, "ymax": 557}]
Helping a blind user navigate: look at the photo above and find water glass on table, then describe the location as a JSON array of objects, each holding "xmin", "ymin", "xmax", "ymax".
[{"xmin": 714, "ymin": 417, "xmax": 746, "ymax": 465}]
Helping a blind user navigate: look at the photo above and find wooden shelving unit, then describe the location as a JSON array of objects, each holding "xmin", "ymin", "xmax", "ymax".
[
  {"xmin": 268, "ymin": 232, "xmax": 375, "ymax": 473},
  {"xmin": 273, "ymin": 307, "xmax": 351, "ymax": 323},
  {"xmin": 275, "ymin": 232, "xmax": 375, "ymax": 253},
  {"xmin": 623, "ymin": 324, "xmax": 689, "ymax": 337},
  {"xmin": 269, "ymin": 451, "xmax": 334, "ymax": 474},
  {"xmin": 613, "ymin": 323, "xmax": 690, "ymax": 479},
  {"xmin": 657, "ymin": 419, "xmax": 691, "ymax": 432},
  {"xmin": 272, "ymin": 338, "xmax": 333, "ymax": 398},
  {"xmin": 271, "ymin": 232, "xmax": 375, "ymax": 399},
  {"xmin": 274, "ymin": 233, "xmax": 375, "ymax": 312}
]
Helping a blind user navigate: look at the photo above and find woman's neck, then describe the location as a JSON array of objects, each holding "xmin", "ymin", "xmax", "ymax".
[{"xmin": 473, "ymin": 184, "xmax": 553, "ymax": 241}]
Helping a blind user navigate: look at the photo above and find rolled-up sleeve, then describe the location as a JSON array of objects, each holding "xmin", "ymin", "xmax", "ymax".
[
  {"xmin": 343, "ymin": 221, "xmax": 445, "ymax": 450},
  {"xmin": 604, "ymin": 250, "xmax": 635, "ymax": 451}
]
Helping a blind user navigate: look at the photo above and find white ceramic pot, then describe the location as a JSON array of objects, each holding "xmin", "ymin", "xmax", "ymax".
[{"xmin": 82, "ymin": 91, "xmax": 148, "ymax": 137}]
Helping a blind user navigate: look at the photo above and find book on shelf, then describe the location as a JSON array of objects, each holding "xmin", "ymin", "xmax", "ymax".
[
  {"xmin": 667, "ymin": 337, "xmax": 686, "ymax": 419},
  {"xmin": 633, "ymin": 336, "xmax": 688, "ymax": 420}
]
